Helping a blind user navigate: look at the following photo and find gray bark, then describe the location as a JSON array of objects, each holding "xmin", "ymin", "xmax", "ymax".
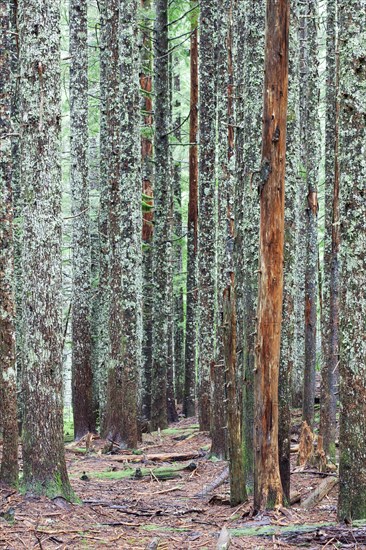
[
  {"xmin": 19, "ymin": 0, "xmax": 71, "ymax": 496},
  {"xmin": 69, "ymin": 0, "xmax": 94, "ymax": 439},
  {"xmin": 337, "ymin": 0, "xmax": 366, "ymax": 522},
  {"xmin": 0, "ymin": 0, "xmax": 19, "ymax": 486}
]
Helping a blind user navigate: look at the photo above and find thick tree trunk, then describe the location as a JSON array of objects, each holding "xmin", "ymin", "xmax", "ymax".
[
  {"xmin": 254, "ymin": 0, "xmax": 289, "ymax": 511},
  {"xmin": 151, "ymin": 0, "xmax": 170, "ymax": 430},
  {"xmin": 279, "ymin": 0, "xmax": 300, "ymax": 501},
  {"xmin": 320, "ymin": 0, "xmax": 339, "ymax": 459},
  {"xmin": 302, "ymin": 0, "xmax": 320, "ymax": 429},
  {"xmin": 0, "ymin": 0, "xmax": 18, "ymax": 486},
  {"xmin": 197, "ymin": 0, "xmax": 217, "ymax": 431},
  {"xmin": 19, "ymin": 0, "xmax": 71, "ymax": 496},
  {"xmin": 103, "ymin": 0, "xmax": 142, "ymax": 449},
  {"xmin": 183, "ymin": 6, "xmax": 198, "ymax": 419},
  {"xmin": 140, "ymin": 0, "xmax": 154, "ymax": 422},
  {"xmin": 337, "ymin": 1, "xmax": 366, "ymax": 523},
  {"xmin": 69, "ymin": 0, "xmax": 94, "ymax": 440}
]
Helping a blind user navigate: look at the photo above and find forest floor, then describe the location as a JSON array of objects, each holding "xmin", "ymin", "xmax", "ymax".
[{"xmin": 0, "ymin": 410, "xmax": 362, "ymax": 549}]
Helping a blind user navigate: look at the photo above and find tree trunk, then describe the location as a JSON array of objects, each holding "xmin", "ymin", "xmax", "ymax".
[
  {"xmin": 254, "ymin": 0, "xmax": 289, "ymax": 511},
  {"xmin": 320, "ymin": 0, "xmax": 339, "ymax": 459},
  {"xmin": 140, "ymin": 0, "xmax": 154, "ymax": 422},
  {"xmin": 224, "ymin": 280, "xmax": 247, "ymax": 505},
  {"xmin": 172, "ymin": 69, "xmax": 185, "ymax": 405},
  {"xmin": 69, "ymin": 0, "xmax": 94, "ymax": 440},
  {"xmin": 0, "ymin": 0, "xmax": 18, "ymax": 486},
  {"xmin": 151, "ymin": 0, "xmax": 170, "ymax": 430},
  {"xmin": 279, "ymin": 0, "xmax": 300, "ymax": 501},
  {"xmin": 19, "ymin": 0, "xmax": 71, "ymax": 496},
  {"xmin": 97, "ymin": 0, "xmax": 112, "ymax": 429},
  {"xmin": 241, "ymin": 0, "xmax": 265, "ymax": 485},
  {"xmin": 197, "ymin": 0, "xmax": 217, "ymax": 432},
  {"xmin": 337, "ymin": 1, "xmax": 366, "ymax": 523},
  {"xmin": 103, "ymin": 0, "xmax": 142, "ymax": 449},
  {"xmin": 302, "ymin": 0, "xmax": 320, "ymax": 429},
  {"xmin": 211, "ymin": 0, "xmax": 229, "ymax": 460},
  {"xmin": 183, "ymin": 5, "xmax": 198, "ymax": 419}
]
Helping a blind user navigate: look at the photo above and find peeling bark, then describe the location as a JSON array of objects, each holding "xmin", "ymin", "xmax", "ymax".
[{"xmin": 254, "ymin": 0, "xmax": 289, "ymax": 511}]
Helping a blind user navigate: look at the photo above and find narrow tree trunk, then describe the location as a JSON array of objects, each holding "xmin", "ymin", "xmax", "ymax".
[
  {"xmin": 302, "ymin": 0, "xmax": 320, "ymax": 429},
  {"xmin": 0, "ymin": 0, "xmax": 18, "ymax": 486},
  {"xmin": 103, "ymin": 0, "xmax": 142, "ymax": 449},
  {"xmin": 211, "ymin": 0, "xmax": 229, "ymax": 460},
  {"xmin": 183, "ymin": 5, "xmax": 198, "ymax": 419},
  {"xmin": 151, "ymin": 0, "xmax": 170, "ymax": 430},
  {"xmin": 337, "ymin": 1, "xmax": 366, "ymax": 523},
  {"xmin": 224, "ymin": 280, "xmax": 247, "ymax": 505},
  {"xmin": 279, "ymin": 0, "xmax": 300, "ymax": 501},
  {"xmin": 320, "ymin": 0, "xmax": 339, "ymax": 459},
  {"xmin": 69, "ymin": 0, "xmax": 94, "ymax": 440},
  {"xmin": 140, "ymin": 0, "xmax": 154, "ymax": 422},
  {"xmin": 19, "ymin": 0, "xmax": 71, "ymax": 496},
  {"xmin": 254, "ymin": 0, "xmax": 289, "ymax": 511},
  {"xmin": 97, "ymin": 0, "xmax": 112, "ymax": 429},
  {"xmin": 172, "ymin": 70, "xmax": 185, "ymax": 406},
  {"xmin": 197, "ymin": 0, "xmax": 217, "ymax": 431},
  {"xmin": 241, "ymin": 0, "xmax": 265, "ymax": 484}
]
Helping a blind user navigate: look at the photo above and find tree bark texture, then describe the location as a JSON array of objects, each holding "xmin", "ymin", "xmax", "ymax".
[
  {"xmin": 19, "ymin": 0, "xmax": 71, "ymax": 496},
  {"xmin": 301, "ymin": 0, "xmax": 320, "ymax": 429},
  {"xmin": 254, "ymin": 0, "xmax": 289, "ymax": 511},
  {"xmin": 320, "ymin": 0, "xmax": 339, "ymax": 459},
  {"xmin": 197, "ymin": 0, "xmax": 217, "ymax": 431},
  {"xmin": 104, "ymin": 0, "xmax": 142, "ymax": 449},
  {"xmin": 279, "ymin": 0, "xmax": 300, "ymax": 501},
  {"xmin": 151, "ymin": 0, "xmax": 170, "ymax": 430},
  {"xmin": 241, "ymin": 0, "xmax": 265, "ymax": 484},
  {"xmin": 337, "ymin": 0, "xmax": 366, "ymax": 522},
  {"xmin": 69, "ymin": 0, "xmax": 94, "ymax": 440},
  {"xmin": 140, "ymin": 0, "xmax": 154, "ymax": 422},
  {"xmin": 211, "ymin": 0, "xmax": 229, "ymax": 460},
  {"xmin": 183, "ymin": 5, "xmax": 198, "ymax": 419},
  {"xmin": 0, "ymin": 0, "xmax": 19, "ymax": 486}
]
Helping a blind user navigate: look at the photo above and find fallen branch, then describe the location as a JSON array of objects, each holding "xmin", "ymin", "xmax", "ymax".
[
  {"xmin": 300, "ymin": 476, "xmax": 339, "ymax": 509},
  {"xmin": 194, "ymin": 467, "xmax": 229, "ymax": 499},
  {"xmin": 107, "ymin": 450, "xmax": 204, "ymax": 463}
]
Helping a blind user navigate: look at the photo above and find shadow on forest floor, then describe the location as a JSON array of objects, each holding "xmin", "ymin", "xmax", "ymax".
[{"xmin": 0, "ymin": 411, "xmax": 360, "ymax": 549}]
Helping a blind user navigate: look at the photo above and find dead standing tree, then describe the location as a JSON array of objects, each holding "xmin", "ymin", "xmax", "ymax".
[{"xmin": 254, "ymin": 0, "xmax": 289, "ymax": 510}]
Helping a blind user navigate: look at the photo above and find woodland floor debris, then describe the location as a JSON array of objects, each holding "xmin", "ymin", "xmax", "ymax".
[{"xmin": 0, "ymin": 413, "xmax": 360, "ymax": 549}]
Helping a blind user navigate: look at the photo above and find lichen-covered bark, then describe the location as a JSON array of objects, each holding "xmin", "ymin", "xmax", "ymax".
[
  {"xmin": 183, "ymin": 4, "xmax": 198, "ymax": 419},
  {"xmin": 279, "ymin": 0, "xmax": 300, "ymax": 501},
  {"xmin": 140, "ymin": 0, "xmax": 154, "ymax": 422},
  {"xmin": 211, "ymin": 0, "xmax": 229, "ymax": 459},
  {"xmin": 172, "ymin": 70, "xmax": 185, "ymax": 405},
  {"xmin": 151, "ymin": 0, "xmax": 170, "ymax": 430},
  {"xmin": 0, "ymin": 0, "xmax": 18, "ymax": 486},
  {"xmin": 197, "ymin": 0, "xmax": 217, "ymax": 431},
  {"xmin": 337, "ymin": 0, "xmax": 366, "ymax": 522},
  {"xmin": 103, "ymin": 0, "xmax": 142, "ymax": 448},
  {"xmin": 97, "ymin": 0, "xmax": 112, "ymax": 428},
  {"xmin": 19, "ymin": 0, "xmax": 71, "ymax": 496},
  {"xmin": 301, "ymin": 0, "xmax": 320, "ymax": 428},
  {"xmin": 241, "ymin": 0, "xmax": 265, "ymax": 484},
  {"xmin": 69, "ymin": 0, "xmax": 94, "ymax": 440},
  {"xmin": 320, "ymin": 0, "xmax": 339, "ymax": 458},
  {"xmin": 254, "ymin": 0, "xmax": 289, "ymax": 511}
]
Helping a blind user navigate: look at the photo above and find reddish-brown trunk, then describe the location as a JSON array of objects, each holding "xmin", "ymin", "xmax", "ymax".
[{"xmin": 254, "ymin": 0, "xmax": 289, "ymax": 511}]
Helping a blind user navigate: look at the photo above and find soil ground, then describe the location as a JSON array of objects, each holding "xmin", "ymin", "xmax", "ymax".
[{"xmin": 0, "ymin": 413, "xmax": 354, "ymax": 550}]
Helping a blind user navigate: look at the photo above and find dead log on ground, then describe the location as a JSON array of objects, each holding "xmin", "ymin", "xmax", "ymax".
[{"xmin": 300, "ymin": 476, "xmax": 338, "ymax": 509}]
